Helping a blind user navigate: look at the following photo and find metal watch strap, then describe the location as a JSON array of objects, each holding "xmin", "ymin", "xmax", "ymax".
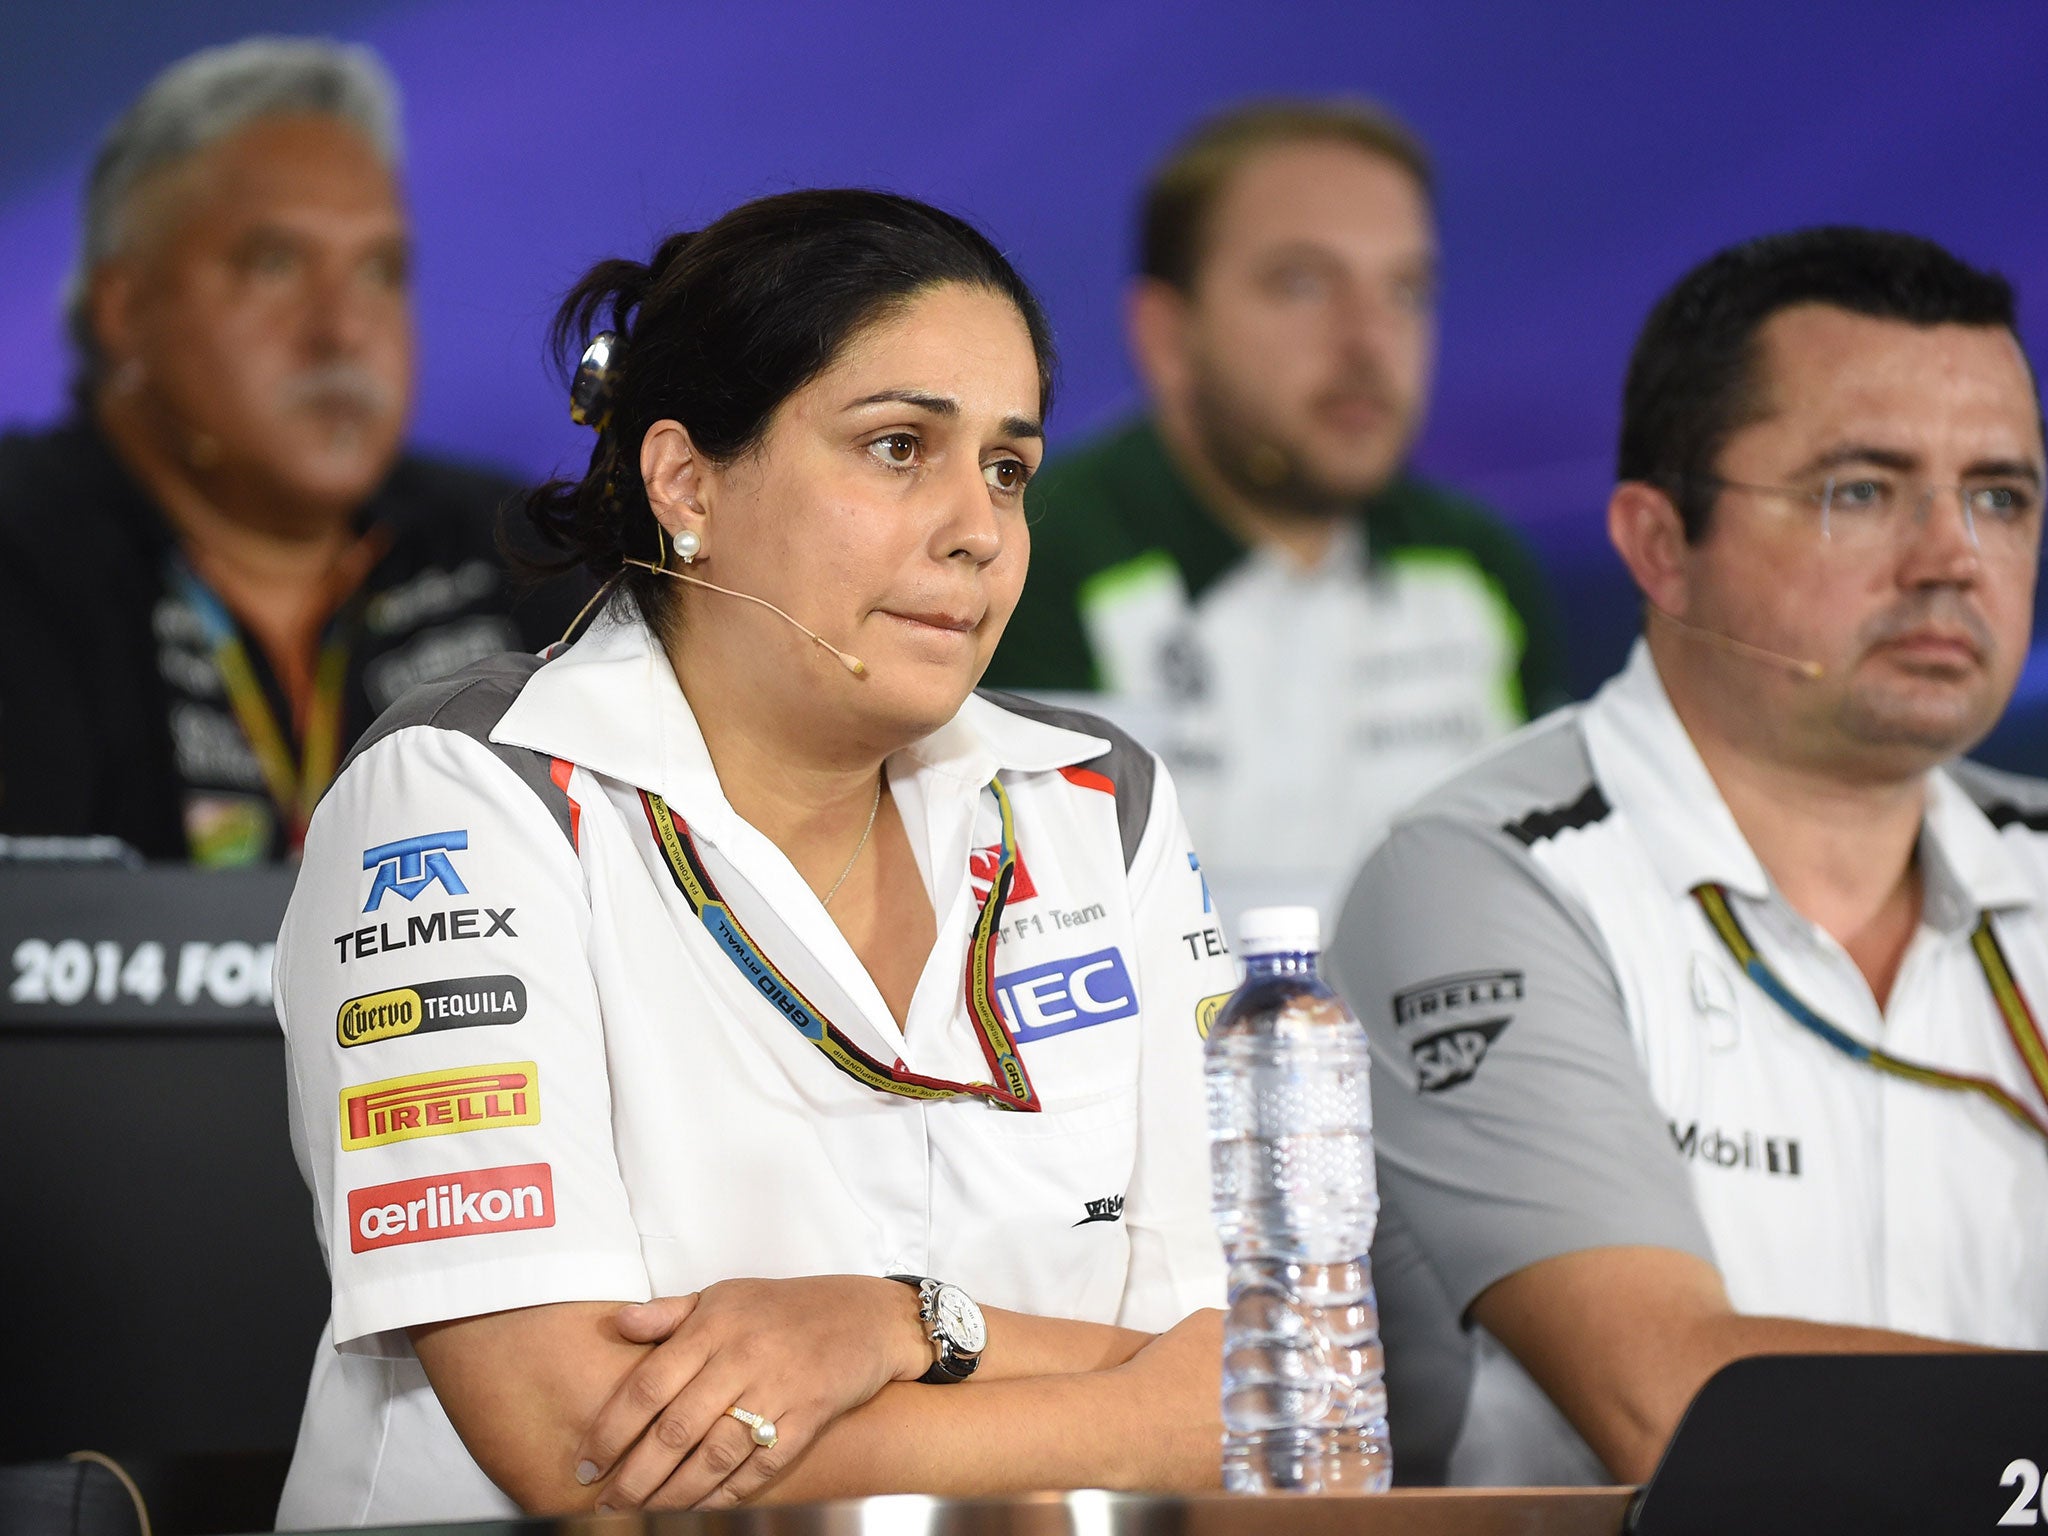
[{"xmin": 887, "ymin": 1273, "xmax": 979, "ymax": 1383}]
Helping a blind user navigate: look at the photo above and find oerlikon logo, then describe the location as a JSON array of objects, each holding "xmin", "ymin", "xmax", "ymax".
[{"xmin": 347, "ymin": 1162, "xmax": 554, "ymax": 1252}]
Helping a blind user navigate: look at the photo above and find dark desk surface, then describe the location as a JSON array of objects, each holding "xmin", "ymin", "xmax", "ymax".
[{"xmin": 279, "ymin": 1489, "xmax": 1636, "ymax": 1536}]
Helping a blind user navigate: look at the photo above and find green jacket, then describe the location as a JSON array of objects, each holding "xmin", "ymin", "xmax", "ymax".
[{"xmin": 987, "ymin": 416, "xmax": 1568, "ymax": 718}]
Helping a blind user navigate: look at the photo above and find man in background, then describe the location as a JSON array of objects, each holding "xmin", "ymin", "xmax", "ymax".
[
  {"xmin": 989, "ymin": 99, "xmax": 1565, "ymax": 904},
  {"xmin": 0, "ymin": 38, "xmax": 576, "ymax": 865}
]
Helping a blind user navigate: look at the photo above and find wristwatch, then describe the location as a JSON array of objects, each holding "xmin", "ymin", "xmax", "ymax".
[{"xmin": 887, "ymin": 1274, "xmax": 986, "ymax": 1383}]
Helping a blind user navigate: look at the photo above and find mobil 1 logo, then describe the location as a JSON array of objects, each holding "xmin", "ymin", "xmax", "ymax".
[{"xmin": 1392, "ymin": 969, "xmax": 1524, "ymax": 1092}]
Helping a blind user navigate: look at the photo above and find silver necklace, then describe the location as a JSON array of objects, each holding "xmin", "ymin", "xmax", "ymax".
[{"xmin": 821, "ymin": 780, "xmax": 883, "ymax": 908}]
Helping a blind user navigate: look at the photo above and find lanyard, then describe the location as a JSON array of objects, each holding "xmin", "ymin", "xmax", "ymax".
[
  {"xmin": 174, "ymin": 564, "xmax": 352, "ymax": 849},
  {"xmin": 1694, "ymin": 882, "xmax": 2048, "ymax": 1145},
  {"xmin": 638, "ymin": 776, "xmax": 1042, "ymax": 1112}
]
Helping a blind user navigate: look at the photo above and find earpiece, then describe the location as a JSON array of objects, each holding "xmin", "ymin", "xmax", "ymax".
[{"xmin": 621, "ymin": 558, "xmax": 868, "ymax": 677}]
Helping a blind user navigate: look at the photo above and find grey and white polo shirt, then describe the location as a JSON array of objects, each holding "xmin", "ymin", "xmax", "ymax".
[{"xmin": 1329, "ymin": 640, "xmax": 2048, "ymax": 1485}]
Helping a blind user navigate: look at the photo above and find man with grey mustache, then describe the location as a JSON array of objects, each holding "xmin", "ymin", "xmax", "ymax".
[{"xmin": 0, "ymin": 39, "xmax": 578, "ymax": 864}]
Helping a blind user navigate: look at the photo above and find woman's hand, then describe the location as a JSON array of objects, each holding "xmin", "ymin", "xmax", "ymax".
[
  {"xmin": 1105, "ymin": 1309, "xmax": 1225, "ymax": 1491},
  {"xmin": 574, "ymin": 1275, "xmax": 929, "ymax": 1511}
]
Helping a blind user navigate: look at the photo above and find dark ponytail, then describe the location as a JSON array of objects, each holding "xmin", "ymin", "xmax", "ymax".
[{"xmin": 520, "ymin": 190, "xmax": 1055, "ymax": 624}]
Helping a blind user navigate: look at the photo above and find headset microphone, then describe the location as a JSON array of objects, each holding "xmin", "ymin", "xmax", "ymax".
[
  {"xmin": 623, "ymin": 559, "xmax": 869, "ymax": 676},
  {"xmin": 1646, "ymin": 603, "xmax": 1824, "ymax": 680}
]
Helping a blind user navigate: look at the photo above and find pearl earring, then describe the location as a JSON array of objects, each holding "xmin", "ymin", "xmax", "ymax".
[{"xmin": 673, "ymin": 529, "xmax": 701, "ymax": 563}]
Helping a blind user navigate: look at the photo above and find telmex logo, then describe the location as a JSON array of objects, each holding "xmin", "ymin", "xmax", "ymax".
[
  {"xmin": 995, "ymin": 946, "xmax": 1137, "ymax": 1043},
  {"xmin": 348, "ymin": 1161, "xmax": 554, "ymax": 1252},
  {"xmin": 340, "ymin": 1061, "xmax": 539, "ymax": 1150},
  {"xmin": 362, "ymin": 830, "xmax": 470, "ymax": 913},
  {"xmin": 969, "ymin": 843, "xmax": 1037, "ymax": 903},
  {"xmin": 336, "ymin": 974, "xmax": 528, "ymax": 1047}
]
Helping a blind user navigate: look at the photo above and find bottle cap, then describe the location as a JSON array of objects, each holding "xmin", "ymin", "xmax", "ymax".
[{"xmin": 1236, "ymin": 905, "xmax": 1320, "ymax": 956}]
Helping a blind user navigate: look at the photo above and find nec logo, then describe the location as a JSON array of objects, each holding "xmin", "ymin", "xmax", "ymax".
[
  {"xmin": 969, "ymin": 844, "xmax": 1036, "ymax": 904},
  {"xmin": 996, "ymin": 946, "xmax": 1137, "ymax": 1042},
  {"xmin": 363, "ymin": 831, "xmax": 469, "ymax": 912}
]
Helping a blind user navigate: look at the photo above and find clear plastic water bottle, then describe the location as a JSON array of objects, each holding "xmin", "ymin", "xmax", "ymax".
[{"xmin": 1205, "ymin": 905, "xmax": 1390, "ymax": 1494}]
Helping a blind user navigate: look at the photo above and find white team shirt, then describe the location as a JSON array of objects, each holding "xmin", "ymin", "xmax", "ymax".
[
  {"xmin": 273, "ymin": 611, "xmax": 1234, "ymax": 1527},
  {"xmin": 1333, "ymin": 640, "xmax": 2048, "ymax": 1485},
  {"xmin": 1080, "ymin": 524, "xmax": 1527, "ymax": 914}
]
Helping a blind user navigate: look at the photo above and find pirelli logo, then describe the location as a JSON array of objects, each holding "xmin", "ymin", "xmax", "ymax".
[
  {"xmin": 340, "ymin": 1061, "xmax": 539, "ymax": 1150},
  {"xmin": 336, "ymin": 974, "xmax": 527, "ymax": 1047}
]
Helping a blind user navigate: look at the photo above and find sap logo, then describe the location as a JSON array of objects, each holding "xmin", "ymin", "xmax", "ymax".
[
  {"xmin": 969, "ymin": 844, "xmax": 1037, "ymax": 904},
  {"xmin": 1074, "ymin": 1193, "xmax": 1125, "ymax": 1226},
  {"xmin": 348, "ymin": 1162, "xmax": 554, "ymax": 1252},
  {"xmin": 1394, "ymin": 969, "xmax": 1522, "ymax": 1092},
  {"xmin": 995, "ymin": 947, "xmax": 1138, "ymax": 1042},
  {"xmin": 363, "ymin": 831, "xmax": 469, "ymax": 912},
  {"xmin": 1669, "ymin": 1120, "xmax": 1804, "ymax": 1177},
  {"xmin": 1411, "ymin": 1021, "xmax": 1511, "ymax": 1092}
]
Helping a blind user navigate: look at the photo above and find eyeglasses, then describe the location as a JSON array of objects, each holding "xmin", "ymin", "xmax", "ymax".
[{"xmin": 1695, "ymin": 473, "xmax": 2043, "ymax": 562}]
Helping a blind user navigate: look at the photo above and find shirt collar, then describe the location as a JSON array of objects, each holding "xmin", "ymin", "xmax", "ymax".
[
  {"xmin": 1583, "ymin": 638, "xmax": 2037, "ymax": 920},
  {"xmin": 1582, "ymin": 639, "xmax": 1772, "ymax": 899},
  {"xmin": 491, "ymin": 604, "xmax": 1113, "ymax": 837},
  {"xmin": 1922, "ymin": 768, "xmax": 2037, "ymax": 921}
]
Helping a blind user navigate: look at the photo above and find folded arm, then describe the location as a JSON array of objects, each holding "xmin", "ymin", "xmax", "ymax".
[{"xmin": 412, "ymin": 1278, "xmax": 1215, "ymax": 1513}]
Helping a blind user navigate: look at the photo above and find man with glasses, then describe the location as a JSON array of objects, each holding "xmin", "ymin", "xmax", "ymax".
[{"xmin": 1328, "ymin": 227, "xmax": 2048, "ymax": 1485}]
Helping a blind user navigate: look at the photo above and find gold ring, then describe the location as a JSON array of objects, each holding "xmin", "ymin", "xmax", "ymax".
[{"xmin": 725, "ymin": 1404, "xmax": 778, "ymax": 1449}]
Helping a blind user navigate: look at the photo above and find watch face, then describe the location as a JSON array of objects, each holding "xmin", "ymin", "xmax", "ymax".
[{"xmin": 933, "ymin": 1283, "xmax": 986, "ymax": 1354}]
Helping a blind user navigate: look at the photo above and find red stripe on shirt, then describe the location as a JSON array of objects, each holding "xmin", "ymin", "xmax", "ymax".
[
  {"xmin": 1059, "ymin": 764, "xmax": 1115, "ymax": 795},
  {"xmin": 550, "ymin": 757, "xmax": 582, "ymax": 849}
]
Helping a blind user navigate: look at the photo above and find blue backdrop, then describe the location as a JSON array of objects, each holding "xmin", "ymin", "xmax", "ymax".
[{"xmin": 5, "ymin": 0, "xmax": 2045, "ymax": 765}]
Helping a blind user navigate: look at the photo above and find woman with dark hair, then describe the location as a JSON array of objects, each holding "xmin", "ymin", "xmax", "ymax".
[{"xmin": 273, "ymin": 189, "xmax": 1234, "ymax": 1527}]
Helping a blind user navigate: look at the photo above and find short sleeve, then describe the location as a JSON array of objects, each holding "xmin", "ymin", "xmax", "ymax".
[
  {"xmin": 276, "ymin": 724, "xmax": 650, "ymax": 1355},
  {"xmin": 1116, "ymin": 760, "xmax": 1233, "ymax": 1328},
  {"xmin": 1326, "ymin": 815, "xmax": 1714, "ymax": 1319}
]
